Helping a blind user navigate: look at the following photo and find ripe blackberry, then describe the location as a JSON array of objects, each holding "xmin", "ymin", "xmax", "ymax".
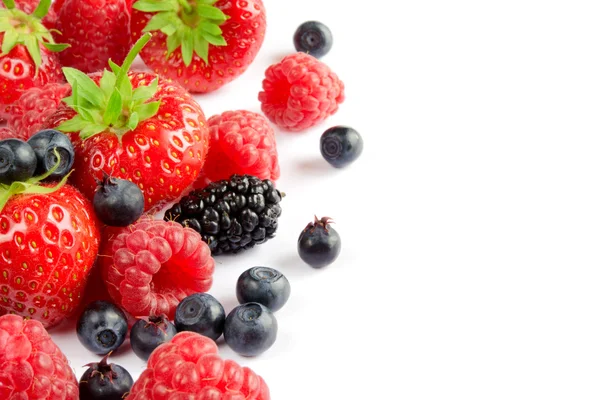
[{"xmin": 164, "ymin": 175, "xmax": 283, "ymax": 255}]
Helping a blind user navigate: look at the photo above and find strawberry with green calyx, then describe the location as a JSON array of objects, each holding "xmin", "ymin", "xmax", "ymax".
[
  {"xmin": 0, "ymin": 151, "xmax": 100, "ymax": 328},
  {"xmin": 131, "ymin": 0, "xmax": 266, "ymax": 93},
  {"xmin": 0, "ymin": 0, "xmax": 68, "ymax": 107},
  {"xmin": 43, "ymin": 33, "xmax": 210, "ymax": 211}
]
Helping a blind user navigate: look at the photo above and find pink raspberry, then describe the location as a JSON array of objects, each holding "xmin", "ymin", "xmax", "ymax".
[
  {"xmin": 258, "ymin": 52, "xmax": 345, "ymax": 132},
  {"xmin": 127, "ymin": 331, "xmax": 271, "ymax": 399},
  {"xmin": 99, "ymin": 219, "xmax": 215, "ymax": 320},
  {"xmin": 7, "ymin": 83, "xmax": 71, "ymax": 140},
  {"xmin": 0, "ymin": 315, "xmax": 79, "ymax": 399},
  {"xmin": 0, "ymin": 127, "xmax": 22, "ymax": 140},
  {"xmin": 198, "ymin": 110, "xmax": 280, "ymax": 187}
]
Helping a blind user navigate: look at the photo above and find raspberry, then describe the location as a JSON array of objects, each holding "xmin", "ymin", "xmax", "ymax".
[
  {"xmin": 258, "ymin": 52, "xmax": 345, "ymax": 132},
  {"xmin": 99, "ymin": 219, "xmax": 215, "ymax": 320},
  {"xmin": 199, "ymin": 110, "xmax": 280, "ymax": 186},
  {"xmin": 127, "ymin": 331, "xmax": 271, "ymax": 399},
  {"xmin": 0, "ymin": 314, "xmax": 79, "ymax": 399},
  {"xmin": 0, "ymin": 127, "xmax": 22, "ymax": 140},
  {"xmin": 7, "ymin": 83, "xmax": 71, "ymax": 140}
]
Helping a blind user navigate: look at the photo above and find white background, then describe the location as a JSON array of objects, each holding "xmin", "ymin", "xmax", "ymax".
[{"xmin": 49, "ymin": 0, "xmax": 600, "ymax": 399}]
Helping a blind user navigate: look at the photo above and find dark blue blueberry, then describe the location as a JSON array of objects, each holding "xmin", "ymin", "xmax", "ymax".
[
  {"xmin": 298, "ymin": 216, "xmax": 341, "ymax": 268},
  {"xmin": 79, "ymin": 353, "xmax": 133, "ymax": 400},
  {"xmin": 236, "ymin": 267, "xmax": 290, "ymax": 312},
  {"xmin": 93, "ymin": 175, "xmax": 144, "ymax": 227},
  {"xmin": 0, "ymin": 139, "xmax": 37, "ymax": 184},
  {"xmin": 293, "ymin": 21, "xmax": 333, "ymax": 58},
  {"xmin": 224, "ymin": 302, "xmax": 277, "ymax": 357},
  {"xmin": 130, "ymin": 315, "xmax": 177, "ymax": 361},
  {"xmin": 174, "ymin": 293, "xmax": 225, "ymax": 341},
  {"xmin": 27, "ymin": 129, "xmax": 74, "ymax": 179},
  {"xmin": 76, "ymin": 301, "xmax": 128, "ymax": 355},
  {"xmin": 320, "ymin": 126, "xmax": 363, "ymax": 168}
]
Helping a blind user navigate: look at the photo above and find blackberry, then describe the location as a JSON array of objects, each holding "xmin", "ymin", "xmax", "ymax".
[{"xmin": 164, "ymin": 175, "xmax": 283, "ymax": 255}]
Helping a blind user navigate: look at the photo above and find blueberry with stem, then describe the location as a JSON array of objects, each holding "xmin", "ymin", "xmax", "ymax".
[
  {"xmin": 79, "ymin": 352, "xmax": 133, "ymax": 400},
  {"xmin": 298, "ymin": 216, "xmax": 342, "ymax": 268},
  {"xmin": 130, "ymin": 315, "xmax": 177, "ymax": 361}
]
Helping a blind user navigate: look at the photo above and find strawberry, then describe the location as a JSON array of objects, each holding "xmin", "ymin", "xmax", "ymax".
[
  {"xmin": 131, "ymin": 0, "xmax": 266, "ymax": 93},
  {"xmin": 55, "ymin": 0, "xmax": 132, "ymax": 73},
  {"xmin": 0, "ymin": 166, "xmax": 100, "ymax": 328},
  {"xmin": 42, "ymin": 34, "xmax": 210, "ymax": 211},
  {"xmin": 0, "ymin": 0, "xmax": 67, "ymax": 111}
]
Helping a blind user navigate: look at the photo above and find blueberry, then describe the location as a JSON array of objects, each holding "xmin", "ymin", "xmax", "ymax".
[
  {"xmin": 293, "ymin": 21, "xmax": 333, "ymax": 58},
  {"xmin": 320, "ymin": 126, "xmax": 363, "ymax": 168},
  {"xmin": 298, "ymin": 216, "xmax": 341, "ymax": 268},
  {"xmin": 0, "ymin": 139, "xmax": 37, "ymax": 184},
  {"xmin": 76, "ymin": 301, "xmax": 128, "ymax": 355},
  {"xmin": 93, "ymin": 175, "xmax": 144, "ymax": 226},
  {"xmin": 224, "ymin": 302, "xmax": 277, "ymax": 357},
  {"xmin": 79, "ymin": 353, "xmax": 133, "ymax": 400},
  {"xmin": 236, "ymin": 267, "xmax": 290, "ymax": 312},
  {"xmin": 27, "ymin": 129, "xmax": 74, "ymax": 179},
  {"xmin": 174, "ymin": 293, "xmax": 225, "ymax": 341},
  {"xmin": 130, "ymin": 315, "xmax": 177, "ymax": 361}
]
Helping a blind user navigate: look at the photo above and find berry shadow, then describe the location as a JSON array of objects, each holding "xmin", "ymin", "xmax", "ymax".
[{"xmin": 296, "ymin": 156, "xmax": 337, "ymax": 176}]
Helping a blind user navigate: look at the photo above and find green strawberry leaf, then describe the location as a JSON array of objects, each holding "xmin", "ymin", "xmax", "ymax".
[
  {"xmin": 193, "ymin": 33, "xmax": 209, "ymax": 64},
  {"xmin": 103, "ymin": 90, "xmax": 123, "ymax": 125},
  {"xmin": 132, "ymin": 77, "xmax": 158, "ymax": 102},
  {"xmin": 181, "ymin": 29, "xmax": 193, "ymax": 66},
  {"xmin": 80, "ymin": 123, "xmax": 107, "ymax": 138},
  {"xmin": 63, "ymin": 67, "xmax": 104, "ymax": 108},
  {"xmin": 42, "ymin": 42, "xmax": 70, "ymax": 52},
  {"xmin": 133, "ymin": 0, "xmax": 177, "ymax": 12},
  {"xmin": 56, "ymin": 115, "xmax": 89, "ymax": 132},
  {"xmin": 32, "ymin": 0, "xmax": 51, "ymax": 19},
  {"xmin": 1, "ymin": 30, "xmax": 18, "ymax": 55},
  {"xmin": 133, "ymin": 101, "xmax": 160, "ymax": 122},
  {"xmin": 108, "ymin": 59, "xmax": 121, "ymax": 75},
  {"xmin": 143, "ymin": 12, "xmax": 173, "ymax": 32},
  {"xmin": 166, "ymin": 31, "xmax": 181, "ymax": 55},
  {"xmin": 198, "ymin": 21, "xmax": 222, "ymax": 36},
  {"xmin": 127, "ymin": 111, "xmax": 140, "ymax": 130},
  {"xmin": 196, "ymin": 4, "xmax": 227, "ymax": 21},
  {"xmin": 203, "ymin": 32, "xmax": 226, "ymax": 47},
  {"xmin": 197, "ymin": 0, "xmax": 218, "ymax": 5},
  {"xmin": 23, "ymin": 35, "xmax": 41, "ymax": 69},
  {"xmin": 99, "ymin": 70, "xmax": 117, "ymax": 99}
]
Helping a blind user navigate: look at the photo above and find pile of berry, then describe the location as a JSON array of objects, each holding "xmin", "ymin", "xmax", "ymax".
[{"xmin": 0, "ymin": 0, "xmax": 362, "ymax": 397}]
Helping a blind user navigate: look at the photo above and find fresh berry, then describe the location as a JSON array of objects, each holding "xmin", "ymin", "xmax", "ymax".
[
  {"xmin": 42, "ymin": 34, "xmax": 210, "ymax": 212},
  {"xmin": 127, "ymin": 331, "xmax": 271, "ymax": 399},
  {"xmin": 76, "ymin": 301, "xmax": 128, "ymax": 355},
  {"xmin": 6, "ymin": 83, "xmax": 71, "ymax": 140},
  {"xmin": 174, "ymin": 293, "xmax": 225, "ymax": 341},
  {"xmin": 236, "ymin": 267, "xmax": 290, "ymax": 312},
  {"xmin": 131, "ymin": 0, "xmax": 266, "ymax": 93},
  {"xmin": 27, "ymin": 129, "xmax": 75, "ymax": 179},
  {"xmin": 0, "ymin": 180, "xmax": 100, "ymax": 327},
  {"xmin": 0, "ymin": 315, "xmax": 79, "ymax": 399},
  {"xmin": 99, "ymin": 219, "xmax": 215, "ymax": 320},
  {"xmin": 258, "ymin": 52, "xmax": 345, "ymax": 132},
  {"xmin": 298, "ymin": 216, "xmax": 341, "ymax": 268},
  {"xmin": 0, "ymin": 0, "xmax": 67, "ymax": 112},
  {"xmin": 224, "ymin": 302, "xmax": 277, "ymax": 357},
  {"xmin": 293, "ymin": 21, "xmax": 333, "ymax": 58},
  {"xmin": 55, "ymin": 0, "xmax": 132, "ymax": 73},
  {"xmin": 0, "ymin": 127, "xmax": 18, "ymax": 140},
  {"xmin": 93, "ymin": 175, "xmax": 144, "ymax": 227},
  {"xmin": 199, "ymin": 110, "xmax": 280, "ymax": 186},
  {"xmin": 79, "ymin": 353, "xmax": 134, "ymax": 400},
  {"xmin": 1, "ymin": 0, "xmax": 59, "ymax": 29},
  {"xmin": 320, "ymin": 126, "xmax": 363, "ymax": 168},
  {"xmin": 165, "ymin": 175, "xmax": 283, "ymax": 255},
  {"xmin": 130, "ymin": 315, "xmax": 177, "ymax": 361},
  {"xmin": 0, "ymin": 138, "xmax": 37, "ymax": 184}
]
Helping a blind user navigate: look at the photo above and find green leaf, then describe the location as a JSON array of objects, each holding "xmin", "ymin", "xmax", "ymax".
[
  {"xmin": 161, "ymin": 24, "xmax": 177, "ymax": 36},
  {"xmin": 0, "ymin": 19, "xmax": 12, "ymax": 32},
  {"xmin": 1, "ymin": 0, "xmax": 15, "ymax": 10},
  {"xmin": 203, "ymin": 32, "xmax": 226, "ymax": 47},
  {"xmin": 118, "ymin": 76, "xmax": 133, "ymax": 103},
  {"xmin": 62, "ymin": 95, "xmax": 75, "ymax": 107},
  {"xmin": 133, "ymin": 0, "xmax": 177, "ymax": 12},
  {"xmin": 103, "ymin": 90, "xmax": 123, "ymax": 125},
  {"xmin": 41, "ymin": 42, "xmax": 70, "ymax": 52},
  {"xmin": 181, "ymin": 30, "xmax": 193, "ymax": 66},
  {"xmin": 127, "ymin": 111, "xmax": 139, "ymax": 130},
  {"xmin": 99, "ymin": 71, "xmax": 117, "ymax": 99},
  {"xmin": 108, "ymin": 60, "xmax": 121, "ymax": 75},
  {"xmin": 32, "ymin": 0, "xmax": 51, "ymax": 19},
  {"xmin": 142, "ymin": 12, "xmax": 173, "ymax": 32},
  {"xmin": 197, "ymin": 0, "xmax": 218, "ymax": 5},
  {"xmin": 62, "ymin": 67, "xmax": 104, "ymax": 108},
  {"xmin": 80, "ymin": 123, "xmax": 107, "ymax": 138},
  {"xmin": 196, "ymin": 4, "xmax": 227, "ymax": 21},
  {"xmin": 133, "ymin": 101, "xmax": 160, "ymax": 121},
  {"xmin": 198, "ymin": 22, "xmax": 221, "ymax": 36},
  {"xmin": 23, "ymin": 36, "xmax": 41, "ymax": 69},
  {"xmin": 1, "ymin": 30, "xmax": 18, "ymax": 55},
  {"xmin": 56, "ymin": 116, "xmax": 89, "ymax": 132},
  {"xmin": 75, "ymin": 106, "xmax": 98, "ymax": 122},
  {"xmin": 193, "ymin": 35, "xmax": 209, "ymax": 63},
  {"xmin": 166, "ymin": 31, "xmax": 181, "ymax": 55},
  {"xmin": 132, "ymin": 77, "xmax": 158, "ymax": 102}
]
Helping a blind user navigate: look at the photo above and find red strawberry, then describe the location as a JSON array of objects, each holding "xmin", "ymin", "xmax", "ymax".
[
  {"xmin": 0, "ymin": 315, "xmax": 79, "ymax": 398},
  {"xmin": 198, "ymin": 110, "xmax": 280, "ymax": 187},
  {"xmin": 99, "ymin": 219, "xmax": 215, "ymax": 320},
  {"xmin": 55, "ymin": 0, "xmax": 132, "ymax": 73},
  {"xmin": 131, "ymin": 0, "xmax": 266, "ymax": 93},
  {"xmin": 127, "ymin": 331, "xmax": 270, "ymax": 399},
  {"xmin": 7, "ymin": 82, "xmax": 71, "ymax": 140},
  {"xmin": 0, "ymin": 181, "xmax": 100, "ymax": 328},
  {"xmin": 0, "ymin": 0, "xmax": 67, "ymax": 111},
  {"xmin": 42, "ymin": 34, "xmax": 210, "ymax": 211}
]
